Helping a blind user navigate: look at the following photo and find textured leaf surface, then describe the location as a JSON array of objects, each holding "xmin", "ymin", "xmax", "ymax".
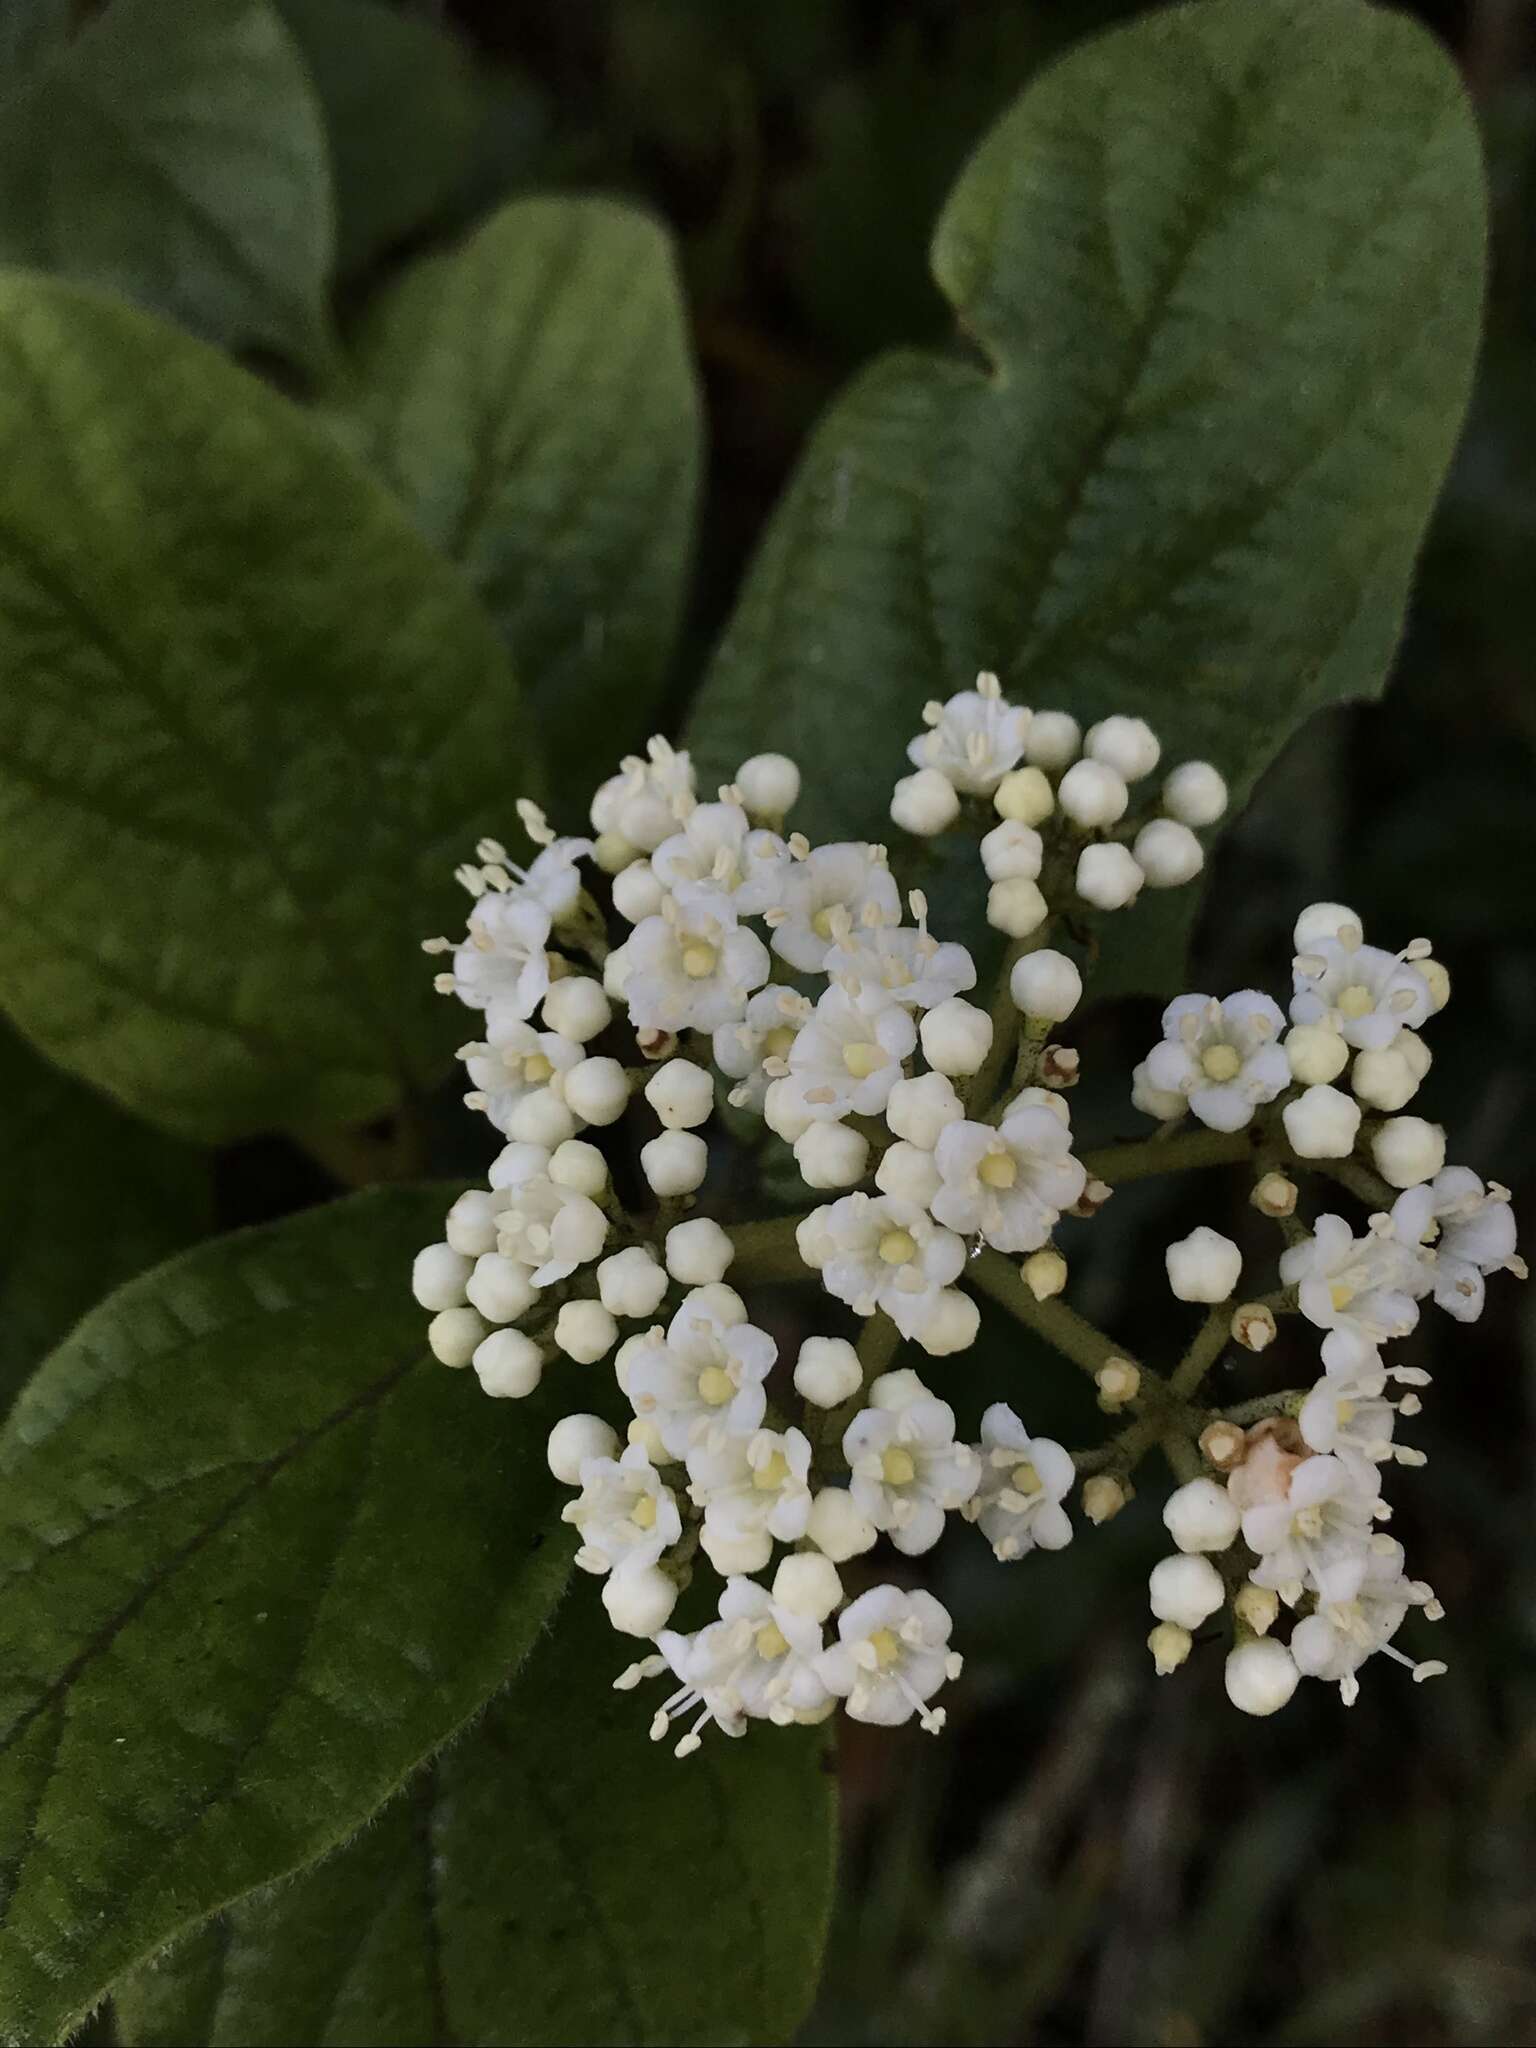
[
  {"xmin": 0, "ymin": 1187, "xmax": 573, "ymax": 2046},
  {"xmin": 0, "ymin": 274, "xmax": 536, "ymax": 1143},
  {"xmin": 686, "ymin": 0, "xmax": 1485, "ymax": 978},
  {"xmin": 271, "ymin": 0, "xmax": 485, "ymax": 278},
  {"xmin": 341, "ymin": 197, "xmax": 702, "ymax": 816},
  {"xmin": 0, "ymin": 0, "xmax": 333, "ymax": 368},
  {"xmin": 0, "ymin": 1023, "xmax": 210, "ymax": 1420},
  {"xmin": 117, "ymin": 1594, "xmax": 837, "ymax": 2048},
  {"xmin": 0, "ymin": 0, "xmax": 72, "ymax": 75}
]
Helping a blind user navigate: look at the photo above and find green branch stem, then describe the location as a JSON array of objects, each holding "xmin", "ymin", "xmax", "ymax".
[{"xmin": 1080, "ymin": 1126, "xmax": 1253, "ymax": 1186}]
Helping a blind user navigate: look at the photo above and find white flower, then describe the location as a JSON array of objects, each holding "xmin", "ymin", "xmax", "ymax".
[
  {"xmin": 963, "ymin": 1403, "xmax": 1073, "ymax": 1560},
  {"xmin": 1298, "ymin": 1366, "xmax": 1405, "ymax": 1484},
  {"xmin": 712, "ymin": 985, "xmax": 812, "ymax": 1110},
  {"xmin": 625, "ymin": 1294, "xmax": 778, "ymax": 1458},
  {"xmin": 824, "ymin": 918, "xmax": 976, "ymax": 1013},
  {"xmin": 518, "ymin": 836, "xmax": 594, "ymax": 918},
  {"xmin": 769, "ymin": 843, "xmax": 901, "ymax": 972},
  {"xmin": 816, "ymin": 1586, "xmax": 962, "ymax": 1730},
  {"xmin": 1279, "ymin": 1213, "xmax": 1425, "ymax": 1375},
  {"xmin": 650, "ymin": 800, "xmax": 789, "ymax": 914},
  {"xmin": 907, "ymin": 672, "xmax": 1030, "ymax": 794},
  {"xmin": 563, "ymin": 1443, "xmax": 682, "ymax": 1576},
  {"xmin": 786, "ymin": 986, "xmax": 916, "ymax": 1120},
  {"xmin": 844, "ymin": 1387, "xmax": 980, "ymax": 1554},
  {"xmin": 1291, "ymin": 932, "xmax": 1432, "ymax": 1052},
  {"xmin": 589, "ymin": 736, "xmax": 696, "ymax": 852},
  {"xmin": 1240, "ymin": 1452, "xmax": 1376, "ymax": 1605},
  {"xmin": 462, "ymin": 1017, "xmax": 580, "ymax": 1137},
  {"xmin": 1289, "ymin": 1537, "xmax": 1444, "ymax": 1704},
  {"xmin": 624, "ymin": 883, "xmax": 771, "ymax": 1034},
  {"xmin": 645, "ymin": 1579, "xmax": 831, "ymax": 1753},
  {"xmin": 495, "ymin": 1175, "xmax": 608, "ymax": 1285},
  {"xmin": 447, "ymin": 890, "xmax": 551, "ymax": 1017},
  {"xmin": 1139, "ymin": 992, "xmax": 1289, "ymax": 1132},
  {"xmin": 1392, "ymin": 1167, "xmax": 1525, "ymax": 1323},
  {"xmin": 931, "ymin": 1108, "xmax": 1086, "ymax": 1254},
  {"xmin": 687, "ymin": 1426, "xmax": 813, "ymax": 1573},
  {"xmin": 816, "ymin": 1192, "xmax": 967, "ymax": 1342}
]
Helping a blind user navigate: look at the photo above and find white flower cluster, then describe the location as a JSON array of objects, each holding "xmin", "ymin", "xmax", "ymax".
[
  {"xmin": 1145, "ymin": 905, "xmax": 1523, "ymax": 1712},
  {"xmin": 410, "ymin": 694, "xmax": 1517, "ymax": 1748}
]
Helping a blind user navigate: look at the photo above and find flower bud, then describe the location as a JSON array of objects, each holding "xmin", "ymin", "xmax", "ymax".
[
  {"xmin": 1162, "ymin": 759, "xmax": 1227, "ymax": 827},
  {"xmin": 1010, "ymin": 948, "xmax": 1082, "ymax": 1023},
  {"xmin": 891, "ymin": 767, "xmax": 960, "ymax": 836},
  {"xmin": 993, "ymin": 765, "xmax": 1055, "ymax": 824},
  {"xmin": 1224, "ymin": 1638, "xmax": 1299, "ymax": 1716},
  {"xmin": 1418, "ymin": 958, "xmax": 1450, "ymax": 1012},
  {"xmin": 1095, "ymin": 1357, "xmax": 1141, "ymax": 1411},
  {"xmin": 644, "ymin": 1059, "xmax": 714, "ymax": 1129},
  {"xmin": 428, "ymin": 1305, "xmax": 488, "ymax": 1367},
  {"xmin": 412, "ymin": 1242, "xmax": 472, "ymax": 1311},
  {"xmin": 1285, "ymin": 1022, "xmax": 1350, "ymax": 1085},
  {"xmin": 772, "ymin": 1552, "xmax": 842, "ymax": 1621},
  {"xmin": 1022, "ymin": 1248, "xmax": 1068, "ymax": 1300},
  {"xmin": 626, "ymin": 1416, "xmax": 669, "ymax": 1463},
  {"xmin": 1086, "ymin": 714, "xmax": 1160, "ymax": 781},
  {"xmin": 980, "ymin": 819, "xmax": 1044, "ymax": 881},
  {"xmin": 876, "ymin": 1139, "xmax": 941, "ymax": 1206},
  {"xmin": 690, "ymin": 1282, "xmax": 747, "ymax": 1326},
  {"xmin": 1076, "ymin": 842, "xmax": 1144, "ymax": 910},
  {"xmin": 1250, "ymin": 1170, "xmax": 1297, "ymax": 1218},
  {"xmin": 554, "ymin": 1299, "xmax": 618, "ymax": 1363},
  {"xmin": 1292, "ymin": 901, "xmax": 1360, "ymax": 950},
  {"xmin": 548, "ymin": 1139, "xmax": 608, "ymax": 1197},
  {"xmin": 636, "ymin": 1027, "xmax": 679, "ymax": 1063},
  {"xmin": 664, "ymin": 1217, "xmax": 734, "ymax": 1286},
  {"xmin": 505, "ymin": 1087, "xmax": 577, "ymax": 1148},
  {"xmin": 445, "ymin": 1188, "xmax": 500, "ymax": 1257},
  {"xmin": 593, "ymin": 830, "xmax": 638, "ymax": 874},
  {"xmin": 641, "ymin": 1128, "xmax": 709, "ymax": 1196},
  {"xmin": 602, "ymin": 941, "xmax": 633, "ymax": 999},
  {"xmin": 1058, "ymin": 758, "xmax": 1129, "ymax": 827},
  {"xmin": 1199, "ymin": 1419, "xmax": 1247, "ymax": 1470},
  {"xmin": 763, "ymin": 1076, "xmax": 817, "ymax": 1141},
  {"xmin": 1024, "ymin": 709, "xmax": 1080, "ymax": 768},
  {"xmin": 597, "ymin": 1246, "xmax": 668, "ymax": 1320},
  {"xmin": 564, "ymin": 1055, "xmax": 630, "ymax": 1126},
  {"xmin": 1133, "ymin": 818, "xmax": 1204, "ymax": 888},
  {"xmin": 1132, "ymin": 1059, "xmax": 1186, "ymax": 1121},
  {"xmin": 602, "ymin": 1563, "xmax": 678, "ymax": 1638},
  {"xmin": 542, "ymin": 974, "xmax": 611, "ymax": 1041},
  {"xmin": 611, "ymin": 859, "xmax": 665, "ymax": 923},
  {"xmin": 1371, "ymin": 1115, "xmax": 1446, "ymax": 1190},
  {"xmin": 1234, "ymin": 1580, "xmax": 1280, "ymax": 1635},
  {"xmin": 794, "ymin": 1336, "xmax": 863, "ymax": 1409},
  {"xmin": 917, "ymin": 1288, "xmax": 980, "ymax": 1356},
  {"xmin": 794, "ymin": 1120, "xmax": 869, "ymax": 1189},
  {"xmin": 735, "ymin": 751, "xmax": 800, "ymax": 820},
  {"xmin": 987, "ymin": 876, "xmax": 1050, "ymax": 938},
  {"xmin": 885, "ymin": 1071, "xmax": 963, "ymax": 1149},
  {"xmin": 1040, "ymin": 1044, "xmax": 1079, "ymax": 1090},
  {"xmin": 546, "ymin": 1412, "xmax": 619, "ymax": 1484},
  {"xmin": 1231, "ymin": 1301, "xmax": 1277, "ymax": 1352},
  {"xmin": 807, "ymin": 1486, "xmax": 878, "ymax": 1561},
  {"xmin": 471, "ymin": 1327, "xmax": 542, "ymax": 1396},
  {"xmin": 920, "ymin": 998, "xmax": 994, "ymax": 1077},
  {"xmin": 1070, "ymin": 1176, "xmax": 1114, "ymax": 1218},
  {"xmin": 1164, "ymin": 1476, "xmax": 1241, "ymax": 1553},
  {"xmin": 1165, "ymin": 1225, "xmax": 1241, "ymax": 1303},
  {"xmin": 465, "ymin": 1252, "xmax": 539, "ymax": 1325},
  {"xmin": 1282, "ymin": 1083, "xmax": 1361, "ymax": 1159},
  {"xmin": 1083, "ymin": 1474, "xmax": 1130, "ymax": 1524},
  {"xmin": 1149, "ymin": 1553, "xmax": 1225, "ymax": 1629},
  {"xmin": 1350, "ymin": 1043, "xmax": 1420, "ymax": 1112},
  {"xmin": 1148, "ymin": 1621, "xmax": 1193, "ymax": 1675}
]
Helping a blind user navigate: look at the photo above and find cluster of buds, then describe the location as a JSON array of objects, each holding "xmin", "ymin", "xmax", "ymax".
[{"xmin": 411, "ymin": 675, "xmax": 1519, "ymax": 1749}]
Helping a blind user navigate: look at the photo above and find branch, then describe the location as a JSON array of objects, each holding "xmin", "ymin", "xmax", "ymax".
[{"xmin": 1080, "ymin": 1127, "xmax": 1253, "ymax": 1186}]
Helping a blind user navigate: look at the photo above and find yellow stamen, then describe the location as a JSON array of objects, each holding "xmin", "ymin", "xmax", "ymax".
[
  {"xmin": 753, "ymin": 1452, "xmax": 790, "ymax": 1491},
  {"xmin": 811, "ymin": 908, "xmax": 837, "ymax": 940},
  {"xmin": 878, "ymin": 1228, "xmax": 917, "ymax": 1266},
  {"xmin": 1011, "ymin": 1460, "xmax": 1042, "ymax": 1495},
  {"xmin": 681, "ymin": 942, "xmax": 718, "ymax": 979},
  {"xmin": 869, "ymin": 1627, "xmax": 902, "ymax": 1669},
  {"xmin": 1336, "ymin": 1399, "xmax": 1357, "ymax": 1425},
  {"xmin": 1337, "ymin": 984, "xmax": 1373, "ymax": 1020},
  {"xmin": 979, "ymin": 1152, "xmax": 1017, "ymax": 1189},
  {"xmin": 1329, "ymin": 1281, "xmax": 1355, "ymax": 1311},
  {"xmin": 755, "ymin": 1622, "xmax": 790, "ymax": 1661},
  {"xmin": 1200, "ymin": 1044, "xmax": 1241, "ymax": 1082},
  {"xmin": 763, "ymin": 1026, "xmax": 797, "ymax": 1060},
  {"xmin": 881, "ymin": 1446, "xmax": 916, "ymax": 1487},
  {"xmin": 697, "ymin": 1366, "xmax": 734, "ymax": 1406},
  {"xmin": 843, "ymin": 1041, "xmax": 884, "ymax": 1079},
  {"xmin": 523, "ymin": 1053, "xmax": 554, "ymax": 1084},
  {"xmin": 630, "ymin": 1494, "xmax": 658, "ymax": 1531}
]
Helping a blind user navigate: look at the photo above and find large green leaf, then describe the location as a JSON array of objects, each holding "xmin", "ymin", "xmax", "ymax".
[
  {"xmin": 0, "ymin": 0, "xmax": 72, "ymax": 76},
  {"xmin": 0, "ymin": 1186, "xmax": 573, "ymax": 2046},
  {"xmin": 117, "ymin": 1595, "xmax": 836, "ymax": 2048},
  {"xmin": 0, "ymin": 0, "xmax": 333, "ymax": 370},
  {"xmin": 271, "ymin": 0, "xmax": 488, "ymax": 280},
  {"xmin": 0, "ymin": 273, "xmax": 537, "ymax": 1143},
  {"xmin": 686, "ymin": 0, "xmax": 1485, "ymax": 980},
  {"xmin": 0, "ymin": 1022, "xmax": 210, "ymax": 1421},
  {"xmin": 340, "ymin": 197, "xmax": 702, "ymax": 819}
]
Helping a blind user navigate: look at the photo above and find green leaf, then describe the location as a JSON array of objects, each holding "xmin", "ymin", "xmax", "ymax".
[
  {"xmin": 0, "ymin": 0, "xmax": 73, "ymax": 77},
  {"xmin": 117, "ymin": 1595, "xmax": 836, "ymax": 2048},
  {"xmin": 340, "ymin": 196, "xmax": 702, "ymax": 818},
  {"xmin": 0, "ymin": 273, "xmax": 537, "ymax": 1144},
  {"xmin": 0, "ymin": 1021, "xmax": 210, "ymax": 1421},
  {"xmin": 686, "ymin": 0, "xmax": 1485, "ymax": 985},
  {"xmin": 270, "ymin": 0, "xmax": 486, "ymax": 280},
  {"xmin": 0, "ymin": 0, "xmax": 334, "ymax": 371},
  {"xmin": 0, "ymin": 1185, "xmax": 573, "ymax": 2047}
]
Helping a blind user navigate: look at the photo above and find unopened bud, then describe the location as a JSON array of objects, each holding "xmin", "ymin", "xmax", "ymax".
[
  {"xmin": 1083, "ymin": 1473, "xmax": 1129, "ymax": 1524},
  {"xmin": 1199, "ymin": 1419, "xmax": 1247, "ymax": 1471},
  {"xmin": 1069, "ymin": 1177, "xmax": 1114, "ymax": 1219},
  {"xmin": 1148, "ymin": 1621, "xmax": 1192, "ymax": 1675},
  {"xmin": 1040, "ymin": 1043, "xmax": 1080, "ymax": 1090},
  {"xmin": 1231, "ymin": 1301, "xmax": 1277, "ymax": 1352},
  {"xmin": 1250, "ymin": 1170, "xmax": 1298, "ymax": 1219},
  {"xmin": 1095, "ymin": 1357, "xmax": 1141, "ymax": 1411},
  {"xmin": 636, "ymin": 1027, "xmax": 679, "ymax": 1062},
  {"xmin": 1021, "ymin": 1248, "xmax": 1068, "ymax": 1301},
  {"xmin": 1234, "ymin": 1581, "xmax": 1280, "ymax": 1636}
]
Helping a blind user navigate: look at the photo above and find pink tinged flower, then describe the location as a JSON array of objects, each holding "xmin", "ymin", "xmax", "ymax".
[{"xmin": 1241, "ymin": 1452, "xmax": 1376, "ymax": 1606}]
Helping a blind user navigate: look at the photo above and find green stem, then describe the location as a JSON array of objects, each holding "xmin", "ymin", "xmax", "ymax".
[
  {"xmin": 1313, "ymin": 1154, "xmax": 1397, "ymax": 1211},
  {"xmin": 1160, "ymin": 1431, "xmax": 1204, "ymax": 1484},
  {"xmin": 1170, "ymin": 1304, "xmax": 1232, "ymax": 1401},
  {"xmin": 724, "ymin": 1212, "xmax": 814, "ymax": 1286},
  {"xmin": 1219, "ymin": 1387, "xmax": 1308, "ymax": 1428},
  {"xmin": 1080, "ymin": 1127, "xmax": 1253, "ymax": 1186},
  {"xmin": 965, "ymin": 1248, "xmax": 1134, "ymax": 1382}
]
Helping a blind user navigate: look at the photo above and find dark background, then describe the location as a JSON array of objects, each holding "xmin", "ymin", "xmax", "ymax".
[{"xmin": 92, "ymin": 0, "xmax": 1536, "ymax": 2039}]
